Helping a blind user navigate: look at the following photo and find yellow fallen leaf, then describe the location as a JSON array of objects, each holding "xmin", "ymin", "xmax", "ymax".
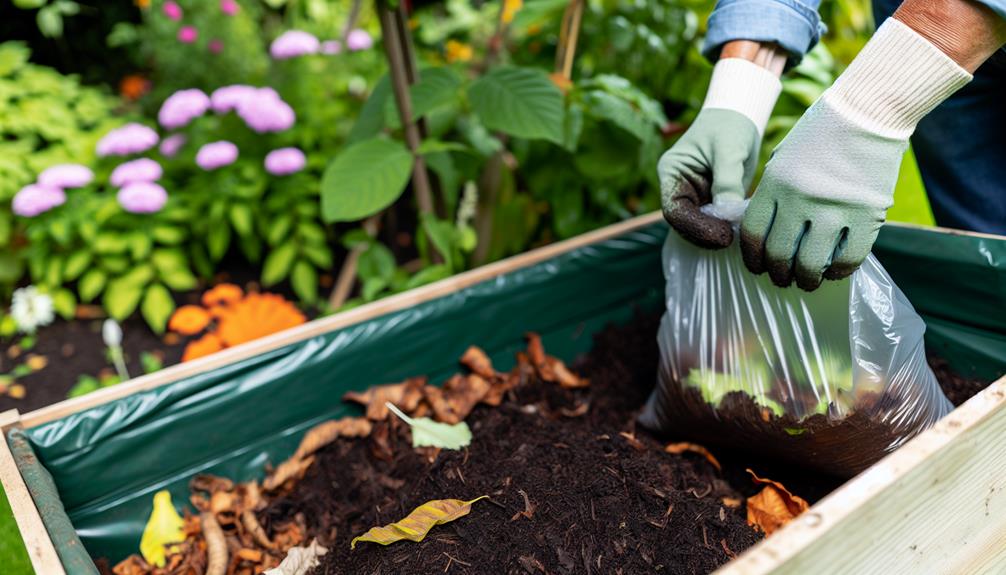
[
  {"xmin": 665, "ymin": 442, "xmax": 722, "ymax": 471},
  {"xmin": 745, "ymin": 469, "xmax": 809, "ymax": 534},
  {"xmin": 351, "ymin": 496, "xmax": 487, "ymax": 549},
  {"xmin": 140, "ymin": 490, "xmax": 185, "ymax": 567}
]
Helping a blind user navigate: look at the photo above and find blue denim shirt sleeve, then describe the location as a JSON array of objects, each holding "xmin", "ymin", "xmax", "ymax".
[
  {"xmin": 975, "ymin": 0, "xmax": 1006, "ymax": 20},
  {"xmin": 702, "ymin": 0, "xmax": 826, "ymax": 66}
]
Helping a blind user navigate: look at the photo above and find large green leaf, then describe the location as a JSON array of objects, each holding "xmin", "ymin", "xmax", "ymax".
[
  {"xmin": 347, "ymin": 74, "xmax": 391, "ymax": 145},
  {"xmin": 321, "ymin": 138, "xmax": 414, "ymax": 223},
  {"xmin": 103, "ymin": 276, "xmax": 144, "ymax": 321},
  {"xmin": 385, "ymin": 67, "xmax": 464, "ymax": 129},
  {"xmin": 583, "ymin": 91, "xmax": 653, "ymax": 141},
  {"xmin": 141, "ymin": 283, "xmax": 174, "ymax": 334},
  {"xmin": 467, "ymin": 66, "xmax": 564, "ymax": 144}
]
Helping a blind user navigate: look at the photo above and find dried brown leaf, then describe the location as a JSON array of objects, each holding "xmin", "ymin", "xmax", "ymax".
[
  {"xmin": 745, "ymin": 469, "xmax": 809, "ymax": 534},
  {"xmin": 460, "ymin": 346, "xmax": 496, "ymax": 378},
  {"xmin": 343, "ymin": 377, "xmax": 426, "ymax": 420},
  {"xmin": 524, "ymin": 333, "xmax": 588, "ymax": 388},
  {"xmin": 619, "ymin": 432, "xmax": 646, "ymax": 451},
  {"xmin": 442, "ymin": 373, "xmax": 491, "ymax": 420},
  {"xmin": 210, "ymin": 491, "xmax": 235, "ymax": 515},
  {"xmin": 721, "ymin": 497, "xmax": 742, "ymax": 509},
  {"xmin": 664, "ymin": 442, "xmax": 722, "ymax": 471},
  {"xmin": 191, "ymin": 474, "xmax": 235, "ymax": 495}
]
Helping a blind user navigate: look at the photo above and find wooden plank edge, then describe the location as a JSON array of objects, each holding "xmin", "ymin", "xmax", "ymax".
[
  {"xmin": 717, "ymin": 373, "xmax": 1006, "ymax": 574},
  {"xmin": 21, "ymin": 212, "xmax": 666, "ymax": 429},
  {"xmin": 0, "ymin": 410, "xmax": 66, "ymax": 575}
]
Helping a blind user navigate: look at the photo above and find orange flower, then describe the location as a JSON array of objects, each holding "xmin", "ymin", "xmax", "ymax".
[
  {"xmin": 502, "ymin": 0, "xmax": 523, "ymax": 24},
  {"xmin": 119, "ymin": 74, "xmax": 151, "ymax": 101},
  {"xmin": 182, "ymin": 333, "xmax": 224, "ymax": 362},
  {"xmin": 201, "ymin": 283, "xmax": 243, "ymax": 307},
  {"xmin": 215, "ymin": 293, "xmax": 306, "ymax": 347},
  {"xmin": 168, "ymin": 305, "xmax": 212, "ymax": 336},
  {"xmin": 445, "ymin": 40, "xmax": 473, "ymax": 63}
]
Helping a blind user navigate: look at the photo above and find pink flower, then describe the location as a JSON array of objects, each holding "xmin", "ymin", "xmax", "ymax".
[
  {"xmin": 264, "ymin": 147, "xmax": 306, "ymax": 176},
  {"xmin": 158, "ymin": 88, "xmax": 210, "ymax": 130},
  {"xmin": 196, "ymin": 141, "xmax": 239, "ymax": 170},
  {"xmin": 270, "ymin": 30, "xmax": 319, "ymax": 59},
  {"xmin": 159, "ymin": 134, "xmax": 187, "ymax": 157},
  {"xmin": 97, "ymin": 123, "xmax": 160, "ymax": 157},
  {"xmin": 346, "ymin": 29, "xmax": 373, "ymax": 51},
  {"xmin": 235, "ymin": 89, "xmax": 295, "ymax": 133},
  {"xmin": 210, "ymin": 84, "xmax": 256, "ymax": 113},
  {"xmin": 321, "ymin": 40, "xmax": 342, "ymax": 55},
  {"xmin": 178, "ymin": 26, "xmax": 198, "ymax": 44},
  {"xmin": 163, "ymin": 1, "xmax": 182, "ymax": 20},
  {"xmin": 37, "ymin": 164, "xmax": 94, "ymax": 189},
  {"xmin": 220, "ymin": 0, "xmax": 239, "ymax": 15},
  {"xmin": 209, "ymin": 39, "xmax": 224, "ymax": 53},
  {"xmin": 117, "ymin": 182, "xmax": 168, "ymax": 214},
  {"xmin": 12, "ymin": 185, "xmax": 66, "ymax": 217},
  {"xmin": 110, "ymin": 158, "xmax": 163, "ymax": 187}
]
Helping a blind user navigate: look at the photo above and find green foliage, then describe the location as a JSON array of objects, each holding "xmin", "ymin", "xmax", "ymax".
[
  {"xmin": 467, "ymin": 67, "xmax": 565, "ymax": 144},
  {"xmin": 321, "ymin": 138, "xmax": 415, "ymax": 222}
]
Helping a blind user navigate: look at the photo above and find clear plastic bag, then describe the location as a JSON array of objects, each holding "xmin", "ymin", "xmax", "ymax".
[{"xmin": 640, "ymin": 226, "xmax": 953, "ymax": 476}]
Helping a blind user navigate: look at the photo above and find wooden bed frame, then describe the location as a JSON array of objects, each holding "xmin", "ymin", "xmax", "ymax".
[{"xmin": 2, "ymin": 212, "xmax": 1003, "ymax": 575}]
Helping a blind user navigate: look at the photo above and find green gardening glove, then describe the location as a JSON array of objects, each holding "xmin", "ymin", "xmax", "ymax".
[
  {"xmin": 741, "ymin": 19, "xmax": 971, "ymax": 290},
  {"xmin": 660, "ymin": 58, "xmax": 781, "ymax": 248}
]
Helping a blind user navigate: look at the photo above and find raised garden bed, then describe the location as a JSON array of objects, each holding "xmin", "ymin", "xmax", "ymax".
[{"xmin": 1, "ymin": 214, "xmax": 1004, "ymax": 574}]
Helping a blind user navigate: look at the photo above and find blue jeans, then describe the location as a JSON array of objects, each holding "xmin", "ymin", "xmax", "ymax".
[{"xmin": 874, "ymin": 0, "xmax": 1006, "ymax": 234}]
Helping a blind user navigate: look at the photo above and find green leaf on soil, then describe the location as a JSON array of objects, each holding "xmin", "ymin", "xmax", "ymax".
[
  {"xmin": 320, "ymin": 138, "xmax": 414, "ymax": 223},
  {"xmin": 385, "ymin": 402, "xmax": 472, "ymax": 450},
  {"xmin": 141, "ymin": 283, "xmax": 175, "ymax": 334},
  {"xmin": 467, "ymin": 66, "xmax": 564, "ymax": 144}
]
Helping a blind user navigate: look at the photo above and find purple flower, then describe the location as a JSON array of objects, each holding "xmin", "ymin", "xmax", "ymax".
[
  {"xmin": 346, "ymin": 29, "xmax": 373, "ymax": 51},
  {"xmin": 320, "ymin": 40, "xmax": 342, "ymax": 55},
  {"xmin": 209, "ymin": 39, "xmax": 224, "ymax": 53},
  {"xmin": 37, "ymin": 164, "xmax": 94, "ymax": 189},
  {"xmin": 117, "ymin": 182, "xmax": 168, "ymax": 214},
  {"xmin": 236, "ymin": 89, "xmax": 295, "ymax": 133},
  {"xmin": 178, "ymin": 26, "xmax": 198, "ymax": 44},
  {"xmin": 220, "ymin": 0, "xmax": 239, "ymax": 15},
  {"xmin": 210, "ymin": 84, "xmax": 256, "ymax": 114},
  {"xmin": 270, "ymin": 30, "xmax": 319, "ymax": 60},
  {"xmin": 110, "ymin": 158, "xmax": 163, "ymax": 187},
  {"xmin": 158, "ymin": 89, "xmax": 210, "ymax": 130},
  {"xmin": 196, "ymin": 141, "xmax": 239, "ymax": 170},
  {"xmin": 264, "ymin": 147, "xmax": 306, "ymax": 176},
  {"xmin": 12, "ymin": 185, "xmax": 66, "ymax": 217},
  {"xmin": 97, "ymin": 123, "xmax": 160, "ymax": 157},
  {"xmin": 163, "ymin": 1, "xmax": 182, "ymax": 20},
  {"xmin": 159, "ymin": 134, "xmax": 187, "ymax": 157}
]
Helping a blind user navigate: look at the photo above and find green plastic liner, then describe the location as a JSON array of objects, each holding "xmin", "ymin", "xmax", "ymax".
[{"xmin": 9, "ymin": 220, "xmax": 1006, "ymax": 568}]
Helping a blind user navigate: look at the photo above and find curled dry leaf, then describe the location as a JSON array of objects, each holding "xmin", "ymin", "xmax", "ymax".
[
  {"xmin": 525, "ymin": 333, "xmax": 588, "ymax": 388},
  {"xmin": 351, "ymin": 496, "xmax": 488, "ymax": 549},
  {"xmin": 264, "ymin": 417, "xmax": 371, "ymax": 491},
  {"xmin": 201, "ymin": 512, "xmax": 228, "ymax": 575},
  {"xmin": 343, "ymin": 377, "xmax": 426, "ymax": 421},
  {"xmin": 460, "ymin": 346, "xmax": 496, "ymax": 378},
  {"xmin": 664, "ymin": 442, "xmax": 722, "ymax": 471},
  {"xmin": 263, "ymin": 539, "xmax": 328, "ymax": 575},
  {"xmin": 745, "ymin": 469, "xmax": 809, "ymax": 535}
]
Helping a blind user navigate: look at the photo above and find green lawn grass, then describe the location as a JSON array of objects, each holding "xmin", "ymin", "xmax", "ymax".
[
  {"xmin": 0, "ymin": 483, "xmax": 36, "ymax": 574},
  {"xmin": 889, "ymin": 147, "xmax": 935, "ymax": 227}
]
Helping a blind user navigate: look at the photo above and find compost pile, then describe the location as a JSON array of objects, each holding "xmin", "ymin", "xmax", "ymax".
[{"xmin": 107, "ymin": 314, "xmax": 795, "ymax": 575}]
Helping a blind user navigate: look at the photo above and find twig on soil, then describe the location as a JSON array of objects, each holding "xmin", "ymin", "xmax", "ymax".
[{"xmin": 443, "ymin": 552, "xmax": 472, "ymax": 571}]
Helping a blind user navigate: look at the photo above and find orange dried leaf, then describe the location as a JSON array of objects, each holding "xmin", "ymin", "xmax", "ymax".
[
  {"xmin": 182, "ymin": 333, "xmax": 224, "ymax": 362},
  {"xmin": 664, "ymin": 442, "xmax": 722, "ymax": 471},
  {"xmin": 351, "ymin": 496, "xmax": 487, "ymax": 549},
  {"xmin": 460, "ymin": 346, "xmax": 496, "ymax": 378},
  {"xmin": 343, "ymin": 377, "xmax": 426, "ymax": 421},
  {"xmin": 745, "ymin": 469, "xmax": 809, "ymax": 534},
  {"xmin": 169, "ymin": 305, "xmax": 212, "ymax": 336},
  {"xmin": 264, "ymin": 418, "xmax": 372, "ymax": 491},
  {"xmin": 524, "ymin": 333, "xmax": 588, "ymax": 388},
  {"xmin": 202, "ymin": 283, "xmax": 244, "ymax": 307},
  {"xmin": 216, "ymin": 293, "xmax": 306, "ymax": 347}
]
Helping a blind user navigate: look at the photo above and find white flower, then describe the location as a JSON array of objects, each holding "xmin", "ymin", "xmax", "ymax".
[
  {"xmin": 10, "ymin": 286, "xmax": 55, "ymax": 333},
  {"xmin": 102, "ymin": 319, "xmax": 123, "ymax": 348}
]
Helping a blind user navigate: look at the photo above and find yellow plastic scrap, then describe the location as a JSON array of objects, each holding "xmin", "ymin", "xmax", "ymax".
[
  {"xmin": 139, "ymin": 490, "xmax": 185, "ymax": 567},
  {"xmin": 351, "ymin": 496, "xmax": 488, "ymax": 549}
]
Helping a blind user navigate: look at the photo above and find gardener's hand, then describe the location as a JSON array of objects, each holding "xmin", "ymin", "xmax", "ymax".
[
  {"xmin": 660, "ymin": 54, "xmax": 782, "ymax": 248},
  {"xmin": 741, "ymin": 18, "xmax": 972, "ymax": 290}
]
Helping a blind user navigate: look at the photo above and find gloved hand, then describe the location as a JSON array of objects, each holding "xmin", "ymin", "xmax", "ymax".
[
  {"xmin": 741, "ymin": 18, "xmax": 971, "ymax": 290},
  {"xmin": 660, "ymin": 58, "xmax": 781, "ymax": 248}
]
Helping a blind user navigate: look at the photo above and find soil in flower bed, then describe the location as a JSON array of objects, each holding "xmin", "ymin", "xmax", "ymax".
[{"xmin": 261, "ymin": 312, "xmax": 766, "ymax": 574}]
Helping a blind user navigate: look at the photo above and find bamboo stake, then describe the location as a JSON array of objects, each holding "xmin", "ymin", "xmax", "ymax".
[
  {"xmin": 328, "ymin": 214, "xmax": 381, "ymax": 310},
  {"xmin": 554, "ymin": 0, "xmax": 585, "ymax": 81}
]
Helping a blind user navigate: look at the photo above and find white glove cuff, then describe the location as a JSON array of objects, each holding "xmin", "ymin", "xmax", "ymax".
[
  {"xmin": 702, "ymin": 58, "xmax": 782, "ymax": 137},
  {"xmin": 824, "ymin": 18, "xmax": 972, "ymax": 139}
]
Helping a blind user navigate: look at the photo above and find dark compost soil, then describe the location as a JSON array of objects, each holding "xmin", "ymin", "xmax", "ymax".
[{"xmin": 261, "ymin": 312, "xmax": 765, "ymax": 575}]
